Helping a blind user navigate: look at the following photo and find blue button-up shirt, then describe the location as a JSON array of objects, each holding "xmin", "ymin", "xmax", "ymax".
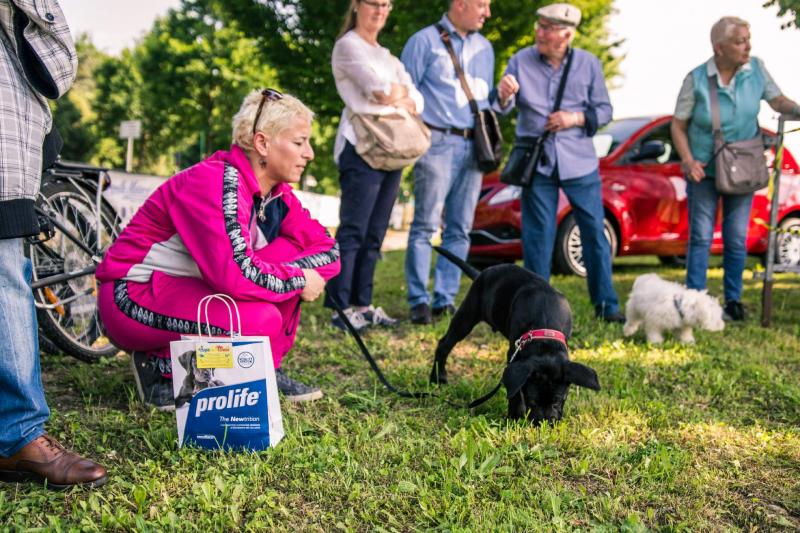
[
  {"xmin": 401, "ymin": 14, "xmax": 495, "ymax": 130},
  {"xmin": 499, "ymin": 46, "xmax": 613, "ymax": 180}
]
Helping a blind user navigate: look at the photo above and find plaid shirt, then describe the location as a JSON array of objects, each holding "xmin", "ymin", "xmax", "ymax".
[{"xmin": 0, "ymin": 0, "xmax": 76, "ymax": 238}]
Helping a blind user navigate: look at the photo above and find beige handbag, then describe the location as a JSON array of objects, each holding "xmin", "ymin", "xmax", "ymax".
[{"xmin": 349, "ymin": 108, "xmax": 431, "ymax": 171}]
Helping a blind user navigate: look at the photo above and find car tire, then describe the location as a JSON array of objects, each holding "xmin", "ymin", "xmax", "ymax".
[
  {"xmin": 658, "ymin": 255, "xmax": 687, "ymax": 267},
  {"xmin": 553, "ymin": 213, "xmax": 618, "ymax": 277},
  {"xmin": 776, "ymin": 216, "xmax": 800, "ymax": 266}
]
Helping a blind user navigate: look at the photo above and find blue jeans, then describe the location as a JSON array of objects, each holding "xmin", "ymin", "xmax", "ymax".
[
  {"xmin": 405, "ymin": 131, "xmax": 483, "ymax": 308},
  {"xmin": 0, "ymin": 238, "xmax": 49, "ymax": 457},
  {"xmin": 324, "ymin": 142, "xmax": 402, "ymax": 309},
  {"xmin": 685, "ymin": 178, "xmax": 753, "ymax": 302},
  {"xmin": 520, "ymin": 168, "xmax": 620, "ymax": 316}
]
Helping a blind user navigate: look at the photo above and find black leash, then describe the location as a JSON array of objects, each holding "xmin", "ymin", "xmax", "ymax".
[{"xmin": 325, "ymin": 289, "xmax": 503, "ymax": 408}]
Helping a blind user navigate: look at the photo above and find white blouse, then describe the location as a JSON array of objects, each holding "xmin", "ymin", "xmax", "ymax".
[{"xmin": 331, "ymin": 30, "xmax": 425, "ymax": 164}]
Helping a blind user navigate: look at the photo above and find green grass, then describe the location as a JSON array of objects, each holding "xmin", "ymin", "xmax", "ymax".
[{"xmin": 2, "ymin": 252, "xmax": 799, "ymax": 531}]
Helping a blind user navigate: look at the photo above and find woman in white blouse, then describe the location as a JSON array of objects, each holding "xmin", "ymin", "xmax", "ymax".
[{"xmin": 324, "ymin": 0, "xmax": 424, "ymax": 332}]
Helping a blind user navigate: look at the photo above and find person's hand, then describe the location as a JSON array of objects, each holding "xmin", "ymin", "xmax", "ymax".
[
  {"xmin": 395, "ymin": 96, "xmax": 417, "ymax": 114},
  {"xmin": 681, "ymin": 159, "xmax": 705, "ymax": 182},
  {"xmin": 300, "ymin": 269, "xmax": 325, "ymax": 302},
  {"xmin": 497, "ymin": 74, "xmax": 519, "ymax": 107},
  {"xmin": 373, "ymin": 83, "xmax": 408, "ymax": 105},
  {"xmin": 545, "ymin": 110, "xmax": 582, "ymax": 132}
]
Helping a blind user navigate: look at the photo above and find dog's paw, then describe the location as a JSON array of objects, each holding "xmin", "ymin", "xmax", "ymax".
[{"xmin": 429, "ymin": 371, "xmax": 448, "ymax": 385}]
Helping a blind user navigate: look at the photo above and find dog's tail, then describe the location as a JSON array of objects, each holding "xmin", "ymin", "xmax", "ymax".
[{"xmin": 433, "ymin": 246, "xmax": 480, "ymax": 280}]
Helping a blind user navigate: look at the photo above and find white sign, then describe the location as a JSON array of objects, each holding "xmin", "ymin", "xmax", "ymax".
[{"xmin": 118, "ymin": 120, "xmax": 142, "ymax": 139}]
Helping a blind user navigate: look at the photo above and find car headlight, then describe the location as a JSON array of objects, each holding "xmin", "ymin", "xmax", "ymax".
[{"xmin": 487, "ymin": 185, "xmax": 522, "ymax": 206}]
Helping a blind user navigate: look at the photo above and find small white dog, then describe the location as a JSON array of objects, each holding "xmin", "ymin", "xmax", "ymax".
[{"xmin": 623, "ymin": 273, "xmax": 725, "ymax": 344}]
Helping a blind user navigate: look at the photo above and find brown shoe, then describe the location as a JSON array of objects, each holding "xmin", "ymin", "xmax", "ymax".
[{"xmin": 0, "ymin": 434, "xmax": 108, "ymax": 490}]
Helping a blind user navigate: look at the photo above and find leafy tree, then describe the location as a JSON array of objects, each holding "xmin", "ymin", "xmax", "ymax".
[{"xmin": 764, "ymin": 0, "xmax": 800, "ymax": 28}]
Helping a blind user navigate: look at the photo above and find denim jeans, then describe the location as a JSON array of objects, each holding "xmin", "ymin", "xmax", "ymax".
[
  {"xmin": 685, "ymin": 178, "xmax": 753, "ymax": 302},
  {"xmin": 520, "ymin": 168, "xmax": 620, "ymax": 316},
  {"xmin": 0, "ymin": 238, "xmax": 49, "ymax": 457},
  {"xmin": 325, "ymin": 142, "xmax": 402, "ymax": 309},
  {"xmin": 405, "ymin": 131, "xmax": 483, "ymax": 308}
]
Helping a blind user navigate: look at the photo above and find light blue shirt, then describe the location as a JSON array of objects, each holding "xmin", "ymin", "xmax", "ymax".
[
  {"xmin": 499, "ymin": 46, "xmax": 613, "ymax": 180},
  {"xmin": 401, "ymin": 14, "xmax": 495, "ymax": 130}
]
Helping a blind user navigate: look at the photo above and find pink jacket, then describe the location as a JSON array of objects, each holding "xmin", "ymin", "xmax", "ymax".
[{"xmin": 97, "ymin": 145, "xmax": 340, "ymax": 302}]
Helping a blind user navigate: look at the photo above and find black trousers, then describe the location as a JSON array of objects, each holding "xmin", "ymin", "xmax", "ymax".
[{"xmin": 324, "ymin": 142, "xmax": 402, "ymax": 309}]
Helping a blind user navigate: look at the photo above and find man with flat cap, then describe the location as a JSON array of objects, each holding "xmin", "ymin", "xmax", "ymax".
[{"xmin": 496, "ymin": 2, "xmax": 624, "ymax": 323}]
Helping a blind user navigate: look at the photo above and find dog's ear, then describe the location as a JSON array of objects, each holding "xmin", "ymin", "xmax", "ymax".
[
  {"xmin": 503, "ymin": 359, "xmax": 537, "ymax": 399},
  {"xmin": 563, "ymin": 361, "xmax": 601, "ymax": 391},
  {"xmin": 179, "ymin": 350, "xmax": 193, "ymax": 369}
]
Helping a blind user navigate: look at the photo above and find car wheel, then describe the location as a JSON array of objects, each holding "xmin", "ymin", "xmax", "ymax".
[
  {"xmin": 553, "ymin": 213, "xmax": 618, "ymax": 277},
  {"xmin": 776, "ymin": 216, "xmax": 800, "ymax": 266},
  {"xmin": 658, "ymin": 255, "xmax": 687, "ymax": 267}
]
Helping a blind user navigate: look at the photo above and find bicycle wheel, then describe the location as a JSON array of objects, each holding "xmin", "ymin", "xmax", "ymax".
[{"xmin": 26, "ymin": 179, "xmax": 121, "ymax": 363}]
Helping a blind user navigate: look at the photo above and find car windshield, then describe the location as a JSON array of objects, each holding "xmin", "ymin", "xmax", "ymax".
[{"xmin": 593, "ymin": 118, "xmax": 652, "ymax": 158}]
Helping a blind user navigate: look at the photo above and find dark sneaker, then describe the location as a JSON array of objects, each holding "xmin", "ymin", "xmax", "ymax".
[
  {"xmin": 410, "ymin": 303, "xmax": 432, "ymax": 325},
  {"xmin": 362, "ymin": 305, "xmax": 398, "ymax": 327},
  {"xmin": 275, "ymin": 369, "xmax": 323, "ymax": 402},
  {"xmin": 432, "ymin": 304, "xmax": 456, "ymax": 317},
  {"xmin": 331, "ymin": 308, "xmax": 370, "ymax": 333},
  {"xmin": 130, "ymin": 351, "xmax": 175, "ymax": 412},
  {"xmin": 723, "ymin": 300, "xmax": 745, "ymax": 322},
  {"xmin": 599, "ymin": 310, "xmax": 626, "ymax": 324}
]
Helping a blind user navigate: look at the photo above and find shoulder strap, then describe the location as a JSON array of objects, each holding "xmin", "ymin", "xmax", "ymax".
[
  {"xmin": 552, "ymin": 48, "xmax": 574, "ymax": 113},
  {"xmin": 435, "ymin": 23, "xmax": 480, "ymax": 115},
  {"xmin": 707, "ymin": 74, "xmax": 723, "ymax": 144}
]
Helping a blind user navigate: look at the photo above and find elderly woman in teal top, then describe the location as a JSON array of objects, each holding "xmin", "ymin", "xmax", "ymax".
[{"xmin": 671, "ymin": 16, "xmax": 799, "ymax": 322}]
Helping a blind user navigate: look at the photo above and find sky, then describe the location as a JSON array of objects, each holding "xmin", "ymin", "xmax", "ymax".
[{"xmin": 60, "ymin": 0, "xmax": 800, "ymax": 154}]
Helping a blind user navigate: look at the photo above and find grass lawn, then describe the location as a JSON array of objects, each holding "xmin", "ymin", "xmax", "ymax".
[{"xmin": 2, "ymin": 252, "xmax": 799, "ymax": 531}]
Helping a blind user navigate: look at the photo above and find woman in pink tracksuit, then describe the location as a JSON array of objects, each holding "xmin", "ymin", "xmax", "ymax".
[{"xmin": 96, "ymin": 90, "xmax": 340, "ymax": 410}]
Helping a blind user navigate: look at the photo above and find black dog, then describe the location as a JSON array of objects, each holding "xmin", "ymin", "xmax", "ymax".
[{"xmin": 431, "ymin": 247, "xmax": 601, "ymax": 423}]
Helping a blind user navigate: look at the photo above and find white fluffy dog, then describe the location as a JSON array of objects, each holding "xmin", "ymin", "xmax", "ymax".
[{"xmin": 623, "ymin": 273, "xmax": 725, "ymax": 344}]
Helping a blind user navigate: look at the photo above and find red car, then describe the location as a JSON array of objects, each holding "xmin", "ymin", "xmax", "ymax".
[{"xmin": 469, "ymin": 116, "xmax": 800, "ymax": 276}]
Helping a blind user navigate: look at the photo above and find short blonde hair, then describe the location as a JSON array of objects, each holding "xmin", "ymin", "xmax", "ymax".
[
  {"xmin": 231, "ymin": 89, "xmax": 314, "ymax": 152},
  {"xmin": 710, "ymin": 16, "xmax": 749, "ymax": 46}
]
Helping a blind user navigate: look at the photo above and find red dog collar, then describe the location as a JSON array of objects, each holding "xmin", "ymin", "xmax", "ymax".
[{"xmin": 510, "ymin": 328, "xmax": 568, "ymax": 363}]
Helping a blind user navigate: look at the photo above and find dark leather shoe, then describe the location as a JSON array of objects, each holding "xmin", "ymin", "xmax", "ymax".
[
  {"xmin": 600, "ymin": 310, "xmax": 626, "ymax": 323},
  {"xmin": 432, "ymin": 304, "xmax": 456, "ymax": 317},
  {"xmin": 0, "ymin": 434, "xmax": 108, "ymax": 490},
  {"xmin": 410, "ymin": 303, "xmax": 432, "ymax": 325}
]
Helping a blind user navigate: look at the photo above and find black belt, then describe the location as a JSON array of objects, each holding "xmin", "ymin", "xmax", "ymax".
[{"xmin": 425, "ymin": 123, "xmax": 473, "ymax": 139}]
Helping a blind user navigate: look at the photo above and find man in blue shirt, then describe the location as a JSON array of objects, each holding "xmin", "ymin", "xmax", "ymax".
[
  {"xmin": 401, "ymin": 0, "xmax": 515, "ymax": 324},
  {"xmin": 497, "ymin": 2, "xmax": 624, "ymax": 322}
]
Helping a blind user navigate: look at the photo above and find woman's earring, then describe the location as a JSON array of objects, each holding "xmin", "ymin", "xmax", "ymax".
[{"xmin": 259, "ymin": 158, "xmax": 267, "ymax": 169}]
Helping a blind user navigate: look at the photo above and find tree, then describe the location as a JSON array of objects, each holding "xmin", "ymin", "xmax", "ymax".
[{"xmin": 764, "ymin": 0, "xmax": 800, "ymax": 28}]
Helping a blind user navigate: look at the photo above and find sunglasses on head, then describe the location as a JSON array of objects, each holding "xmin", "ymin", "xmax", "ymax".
[{"xmin": 252, "ymin": 88, "xmax": 284, "ymax": 136}]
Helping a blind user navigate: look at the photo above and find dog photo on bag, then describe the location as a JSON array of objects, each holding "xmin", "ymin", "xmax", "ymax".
[
  {"xmin": 174, "ymin": 349, "xmax": 226, "ymax": 408},
  {"xmin": 430, "ymin": 247, "xmax": 601, "ymax": 424},
  {"xmin": 623, "ymin": 273, "xmax": 725, "ymax": 344}
]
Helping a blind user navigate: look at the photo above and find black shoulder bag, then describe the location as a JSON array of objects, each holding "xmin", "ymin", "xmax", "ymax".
[
  {"xmin": 436, "ymin": 24, "xmax": 503, "ymax": 172},
  {"xmin": 500, "ymin": 48, "xmax": 574, "ymax": 187}
]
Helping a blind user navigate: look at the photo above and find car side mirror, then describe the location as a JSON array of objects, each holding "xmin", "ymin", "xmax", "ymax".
[{"xmin": 630, "ymin": 140, "xmax": 666, "ymax": 162}]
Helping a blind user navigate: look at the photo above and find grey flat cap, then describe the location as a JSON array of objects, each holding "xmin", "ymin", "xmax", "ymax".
[{"xmin": 536, "ymin": 3, "xmax": 581, "ymax": 27}]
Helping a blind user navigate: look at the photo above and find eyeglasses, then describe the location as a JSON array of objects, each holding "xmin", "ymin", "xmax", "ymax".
[
  {"xmin": 361, "ymin": 0, "xmax": 393, "ymax": 10},
  {"xmin": 252, "ymin": 88, "xmax": 284, "ymax": 136},
  {"xmin": 535, "ymin": 20, "xmax": 568, "ymax": 33}
]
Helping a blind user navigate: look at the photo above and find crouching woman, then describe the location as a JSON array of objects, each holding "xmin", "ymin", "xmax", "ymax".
[{"xmin": 96, "ymin": 90, "xmax": 340, "ymax": 409}]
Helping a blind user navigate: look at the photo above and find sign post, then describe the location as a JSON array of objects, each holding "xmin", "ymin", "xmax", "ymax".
[{"xmin": 118, "ymin": 120, "xmax": 142, "ymax": 172}]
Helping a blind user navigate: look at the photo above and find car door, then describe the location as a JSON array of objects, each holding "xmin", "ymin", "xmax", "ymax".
[{"xmin": 608, "ymin": 121, "xmax": 687, "ymax": 255}]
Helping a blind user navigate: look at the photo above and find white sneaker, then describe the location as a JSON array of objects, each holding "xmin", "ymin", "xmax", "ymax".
[
  {"xmin": 331, "ymin": 307, "xmax": 369, "ymax": 332},
  {"xmin": 361, "ymin": 305, "xmax": 398, "ymax": 327}
]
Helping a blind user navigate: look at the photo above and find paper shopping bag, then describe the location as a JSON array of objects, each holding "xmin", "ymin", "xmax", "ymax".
[{"xmin": 170, "ymin": 294, "xmax": 284, "ymax": 450}]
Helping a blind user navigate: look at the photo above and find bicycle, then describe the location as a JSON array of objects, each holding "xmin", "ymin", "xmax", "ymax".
[{"xmin": 24, "ymin": 160, "xmax": 122, "ymax": 363}]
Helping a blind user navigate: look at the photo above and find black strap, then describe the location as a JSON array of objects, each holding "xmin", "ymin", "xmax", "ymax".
[
  {"xmin": 538, "ymin": 48, "xmax": 575, "ymax": 145},
  {"xmin": 435, "ymin": 23, "xmax": 481, "ymax": 115},
  {"xmin": 326, "ymin": 288, "xmax": 504, "ymax": 408}
]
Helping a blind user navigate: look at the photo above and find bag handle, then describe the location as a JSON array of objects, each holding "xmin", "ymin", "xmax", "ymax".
[
  {"xmin": 436, "ymin": 23, "xmax": 480, "ymax": 115},
  {"xmin": 196, "ymin": 294, "xmax": 242, "ymax": 338}
]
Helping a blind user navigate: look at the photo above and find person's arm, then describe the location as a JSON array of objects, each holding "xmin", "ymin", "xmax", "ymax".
[
  {"xmin": 768, "ymin": 95, "xmax": 800, "ymax": 116},
  {"xmin": 393, "ymin": 56, "xmax": 424, "ymax": 115},
  {"xmin": 671, "ymin": 73, "xmax": 704, "ymax": 182},
  {"xmin": 752, "ymin": 57, "xmax": 799, "ymax": 115},
  {"xmin": 169, "ymin": 164, "xmax": 309, "ymax": 303},
  {"xmin": 9, "ymin": 0, "xmax": 77, "ymax": 99},
  {"xmin": 582, "ymin": 55, "xmax": 613, "ymax": 135}
]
